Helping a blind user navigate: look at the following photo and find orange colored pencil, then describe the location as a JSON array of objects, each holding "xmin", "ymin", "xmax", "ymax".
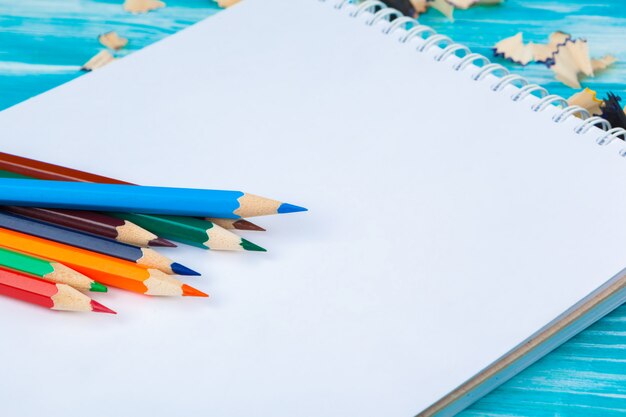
[{"xmin": 0, "ymin": 227, "xmax": 207, "ymax": 297}]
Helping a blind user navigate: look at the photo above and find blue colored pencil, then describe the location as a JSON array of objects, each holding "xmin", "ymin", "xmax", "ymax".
[
  {"xmin": 0, "ymin": 210, "xmax": 199, "ymax": 276},
  {"xmin": 0, "ymin": 178, "xmax": 307, "ymax": 219}
]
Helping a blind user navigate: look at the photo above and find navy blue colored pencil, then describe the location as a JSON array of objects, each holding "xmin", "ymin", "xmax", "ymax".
[
  {"xmin": 0, "ymin": 178, "xmax": 307, "ymax": 219},
  {"xmin": 0, "ymin": 211, "xmax": 199, "ymax": 276}
]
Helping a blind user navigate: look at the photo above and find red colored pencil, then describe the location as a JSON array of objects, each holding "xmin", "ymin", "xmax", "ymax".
[{"xmin": 0, "ymin": 268, "xmax": 116, "ymax": 313}]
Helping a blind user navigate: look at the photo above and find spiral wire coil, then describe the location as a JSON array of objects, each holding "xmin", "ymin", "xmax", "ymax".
[{"xmin": 319, "ymin": 0, "xmax": 626, "ymax": 155}]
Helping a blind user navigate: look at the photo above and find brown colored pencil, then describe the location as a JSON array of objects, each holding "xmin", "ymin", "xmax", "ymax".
[
  {"xmin": 207, "ymin": 218, "xmax": 266, "ymax": 232},
  {"xmin": 3, "ymin": 206, "xmax": 174, "ymax": 248},
  {"xmin": 0, "ymin": 153, "xmax": 270, "ymax": 247}
]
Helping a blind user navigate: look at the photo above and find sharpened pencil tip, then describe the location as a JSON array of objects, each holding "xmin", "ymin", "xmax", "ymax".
[
  {"xmin": 234, "ymin": 219, "xmax": 266, "ymax": 231},
  {"xmin": 277, "ymin": 203, "xmax": 307, "ymax": 214},
  {"xmin": 182, "ymin": 284, "xmax": 209, "ymax": 297},
  {"xmin": 240, "ymin": 238, "xmax": 267, "ymax": 252},
  {"xmin": 149, "ymin": 237, "xmax": 177, "ymax": 248},
  {"xmin": 90, "ymin": 281, "xmax": 108, "ymax": 293},
  {"xmin": 171, "ymin": 262, "xmax": 201, "ymax": 276},
  {"xmin": 90, "ymin": 300, "xmax": 117, "ymax": 314}
]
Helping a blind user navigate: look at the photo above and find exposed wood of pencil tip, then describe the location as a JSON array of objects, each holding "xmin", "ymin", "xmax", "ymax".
[
  {"xmin": 205, "ymin": 223, "xmax": 255, "ymax": 251},
  {"xmin": 51, "ymin": 284, "xmax": 115, "ymax": 313},
  {"xmin": 143, "ymin": 269, "xmax": 208, "ymax": 297},
  {"xmin": 234, "ymin": 194, "xmax": 282, "ymax": 218},
  {"xmin": 208, "ymin": 218, "xmax": 266, "ymax": 231},
  {"xmin": 48, "ymin": 262, "xmax": 103, "ymax": 292},
  {"xmin": 234, "ymin": 194, "xmax": 307, "ymax": 218},
  {"xmin": 137, "ymin": 248, "xmax": 176, "ymax": 274},
  {"xmin": 116, "ymin": 220, "xmax": 158, "ymax": 247},
  {"xmin": 136, "ymin": 249, "xmax": 199, "ymax": 276}
]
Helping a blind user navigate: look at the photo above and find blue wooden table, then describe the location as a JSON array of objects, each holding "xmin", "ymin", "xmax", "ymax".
[{"xmin": 1, "ymin": 1, "xmax": 625, "ymax": 415}]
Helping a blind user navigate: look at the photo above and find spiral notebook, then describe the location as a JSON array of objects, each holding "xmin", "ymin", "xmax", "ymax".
[{"xmin": 1, "ymin": 0, "xmax": 626, "ymax": 416}]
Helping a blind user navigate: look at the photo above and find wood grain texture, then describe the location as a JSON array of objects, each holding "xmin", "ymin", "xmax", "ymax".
[{"xmin": 0, "ymin": 0, "xmax": 624, "ymax": 414}]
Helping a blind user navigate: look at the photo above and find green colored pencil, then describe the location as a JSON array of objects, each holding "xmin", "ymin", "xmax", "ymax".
[
  {"xmin": 0, "ymin": 246, "xmax": 107, "ymax": 292},
  {"xmin": 109, "ymin": 213, "xmax": 266, "ymax": 251},
  {"xmin": 0, "ymin": 169, "xmax": 265, "ymax": 251}
]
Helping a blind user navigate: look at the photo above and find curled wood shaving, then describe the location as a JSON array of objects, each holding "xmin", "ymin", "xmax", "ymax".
[
  {"xmin": 428, "ymin": 0, "xmax": 502, "ymax": 20},
  {"xmin": 81, "ymin": 50, "xmax": 115, "ymax": 71},
  {"xmin": 494, "ymin": 32, "xmax": 534, "ymax": 65},
  {"xmin": 123, "ymin": 0, "xmax": 165, "ymax": 14},
  {"xmin": 549, "ymin": 39, "xmax": 593, "ymax": 89},
  {"xmin": 530, "ymin": 31, "xmax": 570, "ymax": 63},
  {"xmin": 411, "ymin": 0, "xmax": 428, "ymax": 14},
  {"xmin": 591, "ymin": 54, "xmax": 617, "ymax": 73},
  {"xmin": 98, "ymin": 32, "xmax": 128, "ymax": 50},
  {"xmin": 567, "ymin": 88, "xmax": 603, "ymax": 116},
  {"xmin": 494, "ymin": 31, "xmax": 616, "ymax": 89},
  {"xmin": 216, "ymin": 0, "xmax": 241, "ymax": 7},
  {"xmin": 600, "ymin": 93, "xmax": 626, "ymax": 130},
  {"xmin": 494, "ymin": 31, "xmax": 571, "ymax": 65},
  {"xmin": 428, "ymin": 0, "xmax": 455, "ymax": 20}
]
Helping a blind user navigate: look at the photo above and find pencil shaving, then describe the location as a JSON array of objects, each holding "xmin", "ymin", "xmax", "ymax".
[
  {"xmin": 591, "ymin": 54, "xmax": 617, "ymax": 73},
  {"xmin": 428, "ymin": 0, "xmax": 455, "ymax": 20},
  {"xmin": 81, "ymin": 50, "xmax": 114, "ymax": 71},
  {"xmin": 428, "ymin": 0, "xmax": 502, "ymax": 19},
  {"xmin": 216, "ymin": 0, "xmax": 241, "ymax": 7},
  {"xmin": 494, "ymin": 32, "xmax": 534, "ymax": 65},
  {"xmin": 411, "ymin": 0, "xmax": 428, "ymax": 14},
  {"xmin": 601, "ymin": 93, "xmax": 626, "ymax": 130},
  {"xmin": 549, "ymin": 39, "xmax": 593, "ymax": 89},
  {"xmin": 98, "ymin": 32, "xmax": 128, "ymax": 50},
  {"xmin": 567, "ymin": 88, "xmax": 603, "ymax": 116},
  {"xmin": 530, "ymin": 31, "xmax": 571, "ymax": 63},
  {"xmin": 494, "ymin": 31, "xmax": 571, "ymax": 65},
  {"xmin": 123, "ymin": 0, "xmax": 166, "ymax": 14}
]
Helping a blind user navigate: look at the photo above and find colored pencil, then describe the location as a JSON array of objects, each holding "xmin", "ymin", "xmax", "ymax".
[
  {"xmin": 0, "ymin": 169, "xmax": 174, "ymax": 247},
  {"xmin": 0, "ymin": 268, "xmax": 115, "ymax": 313},
  {"xmin": 0, "ymin": 178, "xmax": 307, "ymax": 218},
  {"xmin": 0, "ymin": 152, "xmax": 304, "ymax": 217},
  {"xmin": 3, "ymin": 205, "xmax": 174, "ymax": 248},
  {"xmin": 0, "ymin": 154, "xmax": 270, "ymax": 243},
  {"xmin": 0, "ymin": 211, "xmax": 198, "ymax": 275},
  {"xmin": 208, "ymin": 218, "xmax": 266, "ymax": 232},
  {"xmin": 0, "ymin": 227, "xmax": 208, "ymax": 297},
  {"xmin": 0, "ymin": 246, "xmax": 107, "ymax": 292},
  {"xmin": 0, "ymin": 152, "xmax": 126, "ymax": 184},
  {"xmin": 110, "ymin": 213, "xmax": 266, "ymax": 251}
]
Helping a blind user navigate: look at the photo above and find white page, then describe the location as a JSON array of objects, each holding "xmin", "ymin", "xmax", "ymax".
[{"xmin": 0, "ymin": 0, "xmax": 625, "ymax": 416}]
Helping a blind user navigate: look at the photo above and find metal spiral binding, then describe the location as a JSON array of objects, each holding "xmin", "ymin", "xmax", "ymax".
[{"xmin": 319, "ymin": 0, "xmax": 626, "ymax": 156}]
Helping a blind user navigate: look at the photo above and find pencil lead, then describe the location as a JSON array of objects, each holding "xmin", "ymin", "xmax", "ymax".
[
  {"xmin": 240, "ymin": 238, "xmax": 267, "ymax": 252},
  {"xmin": 277, "ymin": 203, "xmax": 308, "ymax": 214},
  {"xmin": 171, "ymin": 262, "xmax": 201, "ymax": 276},
  {"xmin": 234, "ymin": 219, "xmax": 266, "ymax": 231},
  {"xmin": 90, "ymin": 281, "xmax": 108, "ymax": 293},
  {"xmin": 90, "ymin": 300, "xmax": 117, "ymax": 314},
  {"xmin": 182, "ymin": 284, "xmax": 209, "ymax": 297},
  {"xmin": 149, "ymin": 237, "xmax": 177, "ymax": 248}
]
